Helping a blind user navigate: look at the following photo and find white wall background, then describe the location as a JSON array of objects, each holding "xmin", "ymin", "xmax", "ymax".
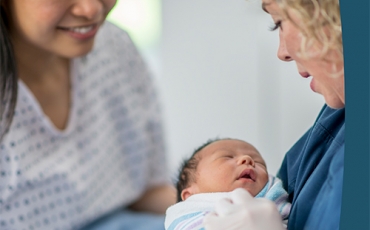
[{"xmin": 157, "ymin": 0, "xmax": 325, "ymax": 178}]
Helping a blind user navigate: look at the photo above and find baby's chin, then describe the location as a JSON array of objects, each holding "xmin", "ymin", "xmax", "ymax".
[
  {"xmin": 243, "ymin": 188, "xmax": 259, "ymax": 196},
  {"xmin": 237, "ymin": 184, "xmax": 266, "ymax": 197}
]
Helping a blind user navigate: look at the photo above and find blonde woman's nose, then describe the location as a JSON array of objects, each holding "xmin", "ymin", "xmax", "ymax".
[
  {"xmin": 237, "ymin": 155, "xmax": 255, "ymax": 167},
  {"xmin": 277, "ymin": 31, "xmax": 293, "ymax": 62},
  {"xmin": 71, "ymin": 0, "xmax": 104, "ymax": 20}
]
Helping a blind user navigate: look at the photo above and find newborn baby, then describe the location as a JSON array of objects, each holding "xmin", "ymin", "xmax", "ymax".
[{"xmin": 165, "ymin": 138, "xmax": 291, "ymax": 230}]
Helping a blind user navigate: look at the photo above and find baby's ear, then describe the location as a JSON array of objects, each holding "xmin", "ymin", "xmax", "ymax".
[{"xmin": 181, "ymin": 184, "xmax": 199, "ymax": 201}]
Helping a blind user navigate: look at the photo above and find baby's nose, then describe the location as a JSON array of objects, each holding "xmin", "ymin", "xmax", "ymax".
[{"xmin": 238, "ymin": 155, "xmax": 255, "ymax": 166}]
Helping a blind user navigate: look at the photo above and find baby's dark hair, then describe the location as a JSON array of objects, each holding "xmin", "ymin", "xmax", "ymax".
[{"xmin": 176, "ymin": 138, "xmax": 231, "ymax": 202}]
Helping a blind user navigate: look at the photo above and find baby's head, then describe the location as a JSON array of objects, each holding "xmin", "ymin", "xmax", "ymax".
[{"xmin": 176, "ymin": 138, "xmax": 269, "ymax": 202}]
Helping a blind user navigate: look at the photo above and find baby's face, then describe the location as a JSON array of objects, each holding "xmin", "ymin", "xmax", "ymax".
[{"xmin": 193, "ymin": 140, "xmax": 268, "ymax": 197}]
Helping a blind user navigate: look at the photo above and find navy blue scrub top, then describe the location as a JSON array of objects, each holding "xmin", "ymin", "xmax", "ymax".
[{"xmin": 278, "ymin": 105, "xmax": 345, "ymax": 230}]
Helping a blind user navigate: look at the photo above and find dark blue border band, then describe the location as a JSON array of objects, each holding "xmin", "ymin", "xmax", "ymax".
[{"xmin": 340, "ymin": 0, "xmax": 370, "ymax": 229}]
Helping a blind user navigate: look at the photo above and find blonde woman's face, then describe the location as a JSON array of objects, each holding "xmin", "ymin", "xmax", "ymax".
[{"xmin": 263, "ymin": 0, "xmax": 345, "ymax": 109}]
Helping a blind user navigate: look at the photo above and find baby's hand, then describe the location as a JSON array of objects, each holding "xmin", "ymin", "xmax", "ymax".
[{"xmin": 203, "ymin": 188, "xmax": 285, "ymax": 230}]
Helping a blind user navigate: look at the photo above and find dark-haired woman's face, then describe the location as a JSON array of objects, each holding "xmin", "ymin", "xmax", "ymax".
[{"xmin": 7, "ymin": 0, "xmax": 116, "ymax": 58}]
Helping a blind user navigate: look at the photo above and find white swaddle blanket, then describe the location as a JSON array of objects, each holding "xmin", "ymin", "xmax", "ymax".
[{"xmin": 165, "ymin": 175, "xmax": 291, "ymax": 230}]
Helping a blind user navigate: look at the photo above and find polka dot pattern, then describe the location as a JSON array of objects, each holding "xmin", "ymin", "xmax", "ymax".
[{"xmin": 0, "ymin": 22, "xmax": 168, "ymax": 230}]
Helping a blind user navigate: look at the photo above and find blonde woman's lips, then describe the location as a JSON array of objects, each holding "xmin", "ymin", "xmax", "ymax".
[{"xmin": 299, "ymin": 72, "xmax": 311, "ymax": 78}]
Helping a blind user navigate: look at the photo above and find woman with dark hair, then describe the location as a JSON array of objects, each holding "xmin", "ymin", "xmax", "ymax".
[
  {"xmin": 0, "ymin": 1, "xmax": 175, "ymax": 229},
  {"xmin": 0, "ymin": 0, "xmax": 17, "ymax": 140}
]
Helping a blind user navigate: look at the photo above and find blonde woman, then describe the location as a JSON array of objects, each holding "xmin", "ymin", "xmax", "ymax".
[{"xmin": 203, "ymin": 0, "xmax": 344, "ymax": 229}]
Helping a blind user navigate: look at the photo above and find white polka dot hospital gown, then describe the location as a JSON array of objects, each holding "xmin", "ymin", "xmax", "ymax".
[{"xmin": 0, "ymin": 22, "xmax": 169, "ymax": 230}]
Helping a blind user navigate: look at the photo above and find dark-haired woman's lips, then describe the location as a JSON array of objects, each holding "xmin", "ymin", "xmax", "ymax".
[{"xmin": 57, "ymin": 24, "xmax": 99, "ymax": 40}]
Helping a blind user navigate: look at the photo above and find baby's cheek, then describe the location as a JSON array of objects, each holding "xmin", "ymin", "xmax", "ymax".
[{"xmin": 262, "ymin": 172, "xmax": 269, "ymax": 184}]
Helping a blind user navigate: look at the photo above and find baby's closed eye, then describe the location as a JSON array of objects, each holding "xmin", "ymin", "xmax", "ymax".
[{"xmin": 222, "ymin": 155, "xmax": 234, "ymax": 159}]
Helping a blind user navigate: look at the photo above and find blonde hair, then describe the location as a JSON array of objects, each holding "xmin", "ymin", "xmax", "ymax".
[{"xmin": 278, "ymin": 0, "xmax": 342, "ymax": 63}]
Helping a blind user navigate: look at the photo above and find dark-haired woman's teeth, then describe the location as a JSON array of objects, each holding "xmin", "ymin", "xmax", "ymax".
[{"xmin": 69, "ymin": 26, "xmax": 94, "ymax": 34}]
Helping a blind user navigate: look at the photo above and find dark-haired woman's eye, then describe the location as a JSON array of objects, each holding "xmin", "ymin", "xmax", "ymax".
[{"xmin": 269, "ymin": 21, "xmax": 282, "ymax": 31}]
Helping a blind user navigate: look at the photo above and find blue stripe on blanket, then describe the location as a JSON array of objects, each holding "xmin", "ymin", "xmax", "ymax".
[{"xmin": 168, "ymin": 212, "xmax": 203, "ymax": 230}]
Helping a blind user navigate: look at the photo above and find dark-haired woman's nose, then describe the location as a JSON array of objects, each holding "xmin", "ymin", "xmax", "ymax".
[
  {"xmin": 237, "ymin": 155, "xmax": 255, "ymax": 167},
  {"xmin": 277, "ymin": 32, "xmax": 293, "ymax": 62},
  {"xmin": 71, "ymin": 0, "xmax": 104, "ymax": 21}
]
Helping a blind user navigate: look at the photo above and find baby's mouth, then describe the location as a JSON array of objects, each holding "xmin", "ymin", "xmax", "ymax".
[{"xmin": 238, "ymin": 169, "xmax": 256, "ymax": 182}]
